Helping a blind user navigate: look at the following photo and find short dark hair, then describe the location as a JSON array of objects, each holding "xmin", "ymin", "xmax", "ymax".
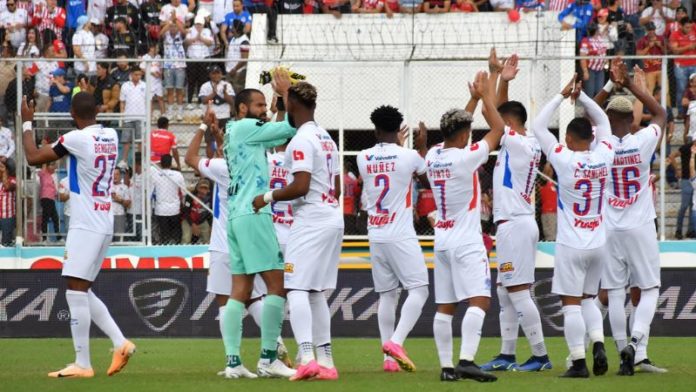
[
  {"xmin": 97, "ymin": 62, "xmax": 110, "ymax": 71},
  {"xmin": 157, "ymin": 117, "xmax": 169, "ymax": 129},
  {"xmin": 587, "ymin": 23, "xmax": 598, "ymax": 37},
  {"xmin": 134, "ymin": 151, "xmax": 142, "ymax": 164},
  {"xmin": 72, "ymin": 92, "xmax": 98, "ymax": 120},
  {"xmin": 235, "ymin": 88, "xmax": 263, "ymax": 113},
  {"xmin": 161, "ymin": 154, "xmax": 173, "ymax": 168},
  {"xmin": 370, "ymin": 105, "xmax": 403, "ymax": 133},
  {"xmin": 440, "ymin": 109, "xmax": 473, "ymax": 140},
  {"xmin": 566, "ymin": 117, "xmax": 594, "ymax": 141},
  {"xmin": 497, "ymin": 101, "xmax": 527, "ymax": 125},
  {"xmin": 679, "ymin": 17, "xmax": 691, "ymax": 25},
  {"xmin": 76, "ymin": 73, "xmax": 88, "ymax": 84},
  {"xmin": 288, "ymin": 82, "xmax": 317, "ymax": 109}
]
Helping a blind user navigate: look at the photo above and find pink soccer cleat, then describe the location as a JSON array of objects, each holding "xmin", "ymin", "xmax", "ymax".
[
  {"xmin": 289, "ymin": 360, "xmax": 320, "ymax": 381},
  {"xmin": 315, "ymin": 366, "xmax": 339, "ymax": 380},
  {"xmin": 383, "ymin": 360, "xmax": 400, "ymax": 373},
  {"xmin": 382, "ymin": 341, "xmax": 416, "ymax": 372}
]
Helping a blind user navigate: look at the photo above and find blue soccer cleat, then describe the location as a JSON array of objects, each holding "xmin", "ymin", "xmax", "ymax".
[
  {"xmin": 515, "ymin": 355, "xmax": 553, "ymax": 372},
  {"xmin": 480, "ymin": 354, "xmax": 517, "ymax": 371}
]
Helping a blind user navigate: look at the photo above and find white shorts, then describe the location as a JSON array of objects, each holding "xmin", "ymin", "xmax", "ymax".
[
  {"xmin": 602, "ymin": 222, "xmax": 661, "ymax": 290},
  {"xmin": 284, "ymin": 225, "xmax": 342, "ymax": 291},
  {"xmin": 149, "ymin": 78, "xmax": 163, "ymax": 98},
  {"xmin": 495, "ymin": 216, "xmax": 538, "ymax": 287},
  {"xmin": 274, "ymin": 223, "xmax": 291, "ymax": 251},
  {"xmin": 552, "ymin": 243, "xmax": 603, "ymax": 297},
  {"xmin": 370, "ymin": 239, "xmax": 429, "ymax": 293},
  {"xmin": 434, "ymin": 243, "xmax": 491, "ymax": 304},
  {"xmin": 62, "ymin": 228, "xmax": 112, "ymax": 282},
  {"xmin": 206, "ymin": 251, "xmax": 267, "ymax": 298}
]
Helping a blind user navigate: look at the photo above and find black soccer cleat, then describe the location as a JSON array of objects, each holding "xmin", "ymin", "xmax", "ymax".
[
  {"xmin": 440, "ymin": 367, "xmax": 460, "ymax": 382},
  {"xmin": 560, "ymin": 359, "xmax": 590, "ymax": 378},
  {"xmin": 455, "ymin": 361, "xmax": 498, "ymax": 382},
  {"xmin": 592, "ymin": 341, "xmax": 608, "ymax": 376},
  {"xmin": 618, "ymin": 344, "xmax": 636, "ymax": 376}
]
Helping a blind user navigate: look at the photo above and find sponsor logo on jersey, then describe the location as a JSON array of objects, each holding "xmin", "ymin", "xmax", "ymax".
[
  {"xmin": 574, "ymin": 216, "xmax": 602, "ymax": 231},
  {"xmin": 129, "ymin": 278, "xmax": 188, "ymax": 332},
  {"xmin": 499, "ymin": 262, "xmax": 515, "ymax": 273},
  {"xmin": 554, "ymin": 145, "xmax": 563, "ymax": 153},
  {"xmin": 470, "ymin": 143, "xmax": 480, "ymax": 151},
  {"xmin": 284, "ymin": 263, "xmax": 294, "ymax": 273}
]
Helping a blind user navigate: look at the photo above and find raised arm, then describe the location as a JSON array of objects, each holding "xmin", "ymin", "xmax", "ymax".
[
  {"xmin": 21, "ymin": 97, "xmax": 60, "ymax": 166},
  {"xmin": 497, "ymin": 54, "xmax": 519, "ymax": 106},
  {"xmin": 471, "ymin": 70, "xmax": 505, "ymax": 151},
  {"xmin": 625, "ymin": 65, "xmax": 667, "ymax": 128},
  {"xmin": 185, "ymin": 109, "xmax": 216, "ymax": 169},
  {"xmin": 532, "ymin": 83, "xmax": 567, "ymax": 156}
]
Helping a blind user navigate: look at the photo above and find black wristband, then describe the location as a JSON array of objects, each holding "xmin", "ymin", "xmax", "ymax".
[{"xmin": 276, "ymin": 96, "xmax": 285, "ymax": 111}]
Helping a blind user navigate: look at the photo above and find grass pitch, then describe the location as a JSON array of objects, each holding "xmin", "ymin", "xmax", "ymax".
[{"xmin": 2, "ymin": 337, "xmax": 695, "ymax": 392}]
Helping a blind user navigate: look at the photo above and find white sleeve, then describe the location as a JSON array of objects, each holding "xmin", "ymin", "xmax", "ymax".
[
  {"xmin": 287, "ymin": 137, "xmax": 314, "ymax": 174},
  {"xmin": 578, "ymin": 91, "xmax": 611, "ymax": 141},
  {"xmin": 412, "ymin": 150, "xmax": 427, "ymax": 175},
  {"xmin": 198, "ymin": 158, "xmax": 228, "ymax": 186},
  {"xmin": 198, "ymin": 83, "xmax": 211, "ymax": 97},
  {"xmin": 461, "ymin": 140, "xmax": 491, "ymax": 169},
  {"xmin": 224, "ymin": 81, "xmax": 235, "ymax": 96},
  {"xmin": 53, "ymin": 130, "xmax": 84, "ymax": 156},
  {"xmin": 532, "ymin": 94, "xmax": 564, "ymax": 157}
]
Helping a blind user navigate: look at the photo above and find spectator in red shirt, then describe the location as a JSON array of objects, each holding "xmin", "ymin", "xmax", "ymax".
[
  {"xmin": 31, "ymin": 0, "xmax": 66, "ymax": 41},
  {"xmin": 450, "ymin": 0, "xmax": 477, "ymax": 12},
  {"xmin": 353, "ymin": 0, "xmax": 396, "ymax": 17},
  {"xmin": 424, "ymin": 0, "xmax": 450, "ymax": 13},
  {"xmin": 539, "ymin": 163, "xmax": 557, "ymax": 241},
  {"xmin": 665, "ymin": 5, "xmax": 688, "ymax": 38},
  {"xmin": 580, "ymin": 23, "xmax": 609, "ymax": 98},
  {"xmin": 151, "ymin": 116, "xmax": 181, "ymax": 168},
  {"xmin": 670, "ymin": 17, "xmax": 696, "ymax": 117},
  {"xmin": 343, "ymin": 164, "xmax": 360, "ymax": 234},
  {"xmin": 37, "ymin": 161, "xmax": 60, "ymax": 242},
  {"xmin": 0, "ymin": 159, "xmax": 16, "ymax": 246},
  {"xmin": 637, "ymin": 22, "xmax": 667, "ymax": 104}
]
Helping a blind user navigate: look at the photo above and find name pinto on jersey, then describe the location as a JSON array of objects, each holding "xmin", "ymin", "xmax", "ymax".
[{"xmin": 427, "ymin": 159, "xmax": 456, "ymax": 230}]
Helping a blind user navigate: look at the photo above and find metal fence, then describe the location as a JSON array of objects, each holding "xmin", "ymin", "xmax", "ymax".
[{"xmin": 1, "ymin": 51, "xmax": 692, "ymax": 246}]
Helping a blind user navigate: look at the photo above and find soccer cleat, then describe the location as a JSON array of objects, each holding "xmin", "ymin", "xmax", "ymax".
[
  {"xmin": 223, "ymin": 365, "xmax": 258, "ymax": 379},
  {"xmin": 289, "ymin": 360, "xmax": 320, "ymax": 381},
  {"xmin": 636, "ymin": 359, "xmax": 668, "ymax": 373},
  {"xmin": 560, "ymin": 366, "xmax": 590, "ymax": 378},
  {"xmin": 382, "ymin": 341, "xmax": 416, "ymax": 372},
  {"xmin": 383, "ymin": 360, "xmax": 400, "ymax": 372},
  {"xmin": 440, "ymin": 367, "xmax": 460, "ymax": 382},
  {"xmin": 48, "ymin": 363, "xmax": 94, "ymax": 378},
  {"xmin": 257, "ymin": 359, "xmax": 297, "ymax": 378},
  {"xmin": 455, "ymin": 362, "xmax": 498, "ymax": 382},
  {"xmin": 315, "ymin": 366, "xmax": 339, "ymax": 380},
  {"xmin": 216, "ymin": 369, "xmax": 227, "ymax": 376},
  {"xmin": 618, "ymin": 344, "xmax": 636, "ymax": 376},
  {"xmin": 107, "ymin": 340, "xmax": 136, "ymax": 376},
  {"xmin": 592, "ymin": 341, "xmax": 608, "ymax": 376},
  {"xmin": 515, "ymin": 355, "xmax": 553, "ymax": 372},
  {"xmin": 277, "ymin": 341, "xmax": 294, "ymax": 369},
  {"xmin": 480, "ymin": 354, "xmax": 517, "ymax": 371}
]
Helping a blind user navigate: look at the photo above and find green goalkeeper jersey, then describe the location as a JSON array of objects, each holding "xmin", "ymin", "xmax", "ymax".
[{"xmin": 223, "ymin": 117, "xmax": 296, "ymax": 219}]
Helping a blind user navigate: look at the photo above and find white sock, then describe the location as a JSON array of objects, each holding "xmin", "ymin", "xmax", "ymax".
[
  {"xmin": 628, "ymin": 302, "xmax": 635, "ymax": 331},
  {"xmin": 563, "ymin": 305, "xmax": 586, "ymax": 360},
  {"xmin": 87, "ymin": 290, "xmax": 126, "ymax": 348},
  {"xmin": 459, "ymin": 306, "xmax": 485, "ymax": 362},
  {"xmin": 247, "ymin": 299, "xmax": 263, "ymax": 329},
  {"xmin": 309, "ymin": 292, "xmax": 333, "ymax": 368},
  {"xmin": 433, "ymin": 312, "xmax": 453, "ymax": 368},
  {"xmin": 607, "ymin": 288, "xmax": 628, "ymax": 351},
  {"xmin": 630, "ymin": 288, "xmax": 659, "ymax": 345},
  {"xmin": 594, "ymin": 295, "xmax": 608, "ymax": 319},
  {"xmin": 66, "ymin": 290, "xmax": 92, "ymax": 369},
  {"xmin": 287, "ymin": 290, "xmax": 314, "ymax": 364},
  {"xmin": 391, "ymin": 286, "xmax": 428, "ymax": 345},
  {"xmin": 377, "ymin": 290, "xmax": 398, "ymax": 345},
  {"xmin": 635, "ymin": 328, "xmax": 649, "ymax": 363},
  {"xmin": 581, "ymin": 298, "xmax": 604, "ymax": 344},
  {"xmin": 509, "ymin": 290, "xmax": 547, "ymax": 357},
  {"xmin": 496, "ymin": 286, "xmax": 518, "ymax": 356}
]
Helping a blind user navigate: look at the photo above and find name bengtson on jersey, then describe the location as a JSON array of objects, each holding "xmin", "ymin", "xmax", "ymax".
[
  {"xmin": 52, "ymin": 124, "xmax": 119, "ymax": 235},
  {"xmin": 548, "ymin": 141, "xmax": 615, "ymax": 249},
  {"xmin": 267, "ymin": 151, "xmax": 294, "ymax": 228},
  {"xmin": 605, "ymin": 124, "xmax": 661, "ymax": 230},
  {"xmin": 493, "ymin": 127, "xmax": 542, "ymax": 222},
  {"xmin": 357, "ymin": 143, "xmax": 426, "ymax": 242},
  {"xmin": 425, "ymin": 140, "xmax": 491, "ymax": 250}
]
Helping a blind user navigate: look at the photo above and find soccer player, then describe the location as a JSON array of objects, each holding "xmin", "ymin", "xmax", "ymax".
[
  {"xmin": 252, "ymin": 81, "xmax": 343, "ymax": 381},
  {"xmin": 532, "ymin": 76, "xmax": 614, "ymax": 378},
  {"xmin": 267, "ymin": 141, "xmax": 293, "ymax": 255},
  {"xmin": 427, "ymin": 70, "xmax": 505, "ymax": 383},
  {"xmin": 21, "ymin": 93, "xmax": 135, "ymax": 378},
  {"xmin": 357, "ymin": 105, "xmax": 430, "ymax": 373},
  {"xmin": 594, "ymin": 62, "xmax": 666, "ymax": 376},
  {"xmin": 220, "ymin": 70, "xmax": 297, "ymax": 379},
  {"xmin": 481, "ymin": 53, "xmax": 551, "ymax": 372}
]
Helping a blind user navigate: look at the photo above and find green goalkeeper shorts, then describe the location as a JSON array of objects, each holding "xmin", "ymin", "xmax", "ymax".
[{"xmin": 228, "ymin": 213, "xmax": 284, "ymax": 275}]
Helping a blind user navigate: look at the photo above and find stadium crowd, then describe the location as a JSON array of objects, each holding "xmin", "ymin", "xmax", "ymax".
[{"xmin": 1, "ymin": 0, "xmax": 696, "ymax": 245}]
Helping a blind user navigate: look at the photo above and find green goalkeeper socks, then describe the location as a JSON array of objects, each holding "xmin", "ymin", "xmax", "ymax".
[
  {"xmin": 260, "ymin": 295, "xmax": 286, "ymax": 361},
  {"xmin": 222, "ymin": 299, "xmax": 245, "ymax": 359}
]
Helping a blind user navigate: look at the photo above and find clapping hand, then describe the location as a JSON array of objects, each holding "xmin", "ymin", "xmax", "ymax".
[
  {"xmin": 21, "ymin": 96, "xmax": 34, "ymax": 123},
  {"xmin": 501, "ymin": 54, "xmax": 519, "ymax": 82}
]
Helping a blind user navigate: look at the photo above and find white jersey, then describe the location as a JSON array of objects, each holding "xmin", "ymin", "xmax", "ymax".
[
  {"xmin": 267, "ymin": 151, "xmax": 294, "ymax": 242},
  {"xmin": 52, "ymin": 124, "xmax": 119, "ymax": 235},
  {"xmin": 197, "ymin": 158, "xmax": 229, "ymax": 254},
  {"xmin": 149, "ymin": 167, "xmax": 185, "ymax": 216},
  {"xmin": 285, "ymin": 122, "xmax": 342, "ymax": 228},
  {"xmin": 58, "ymin": 177, "xmax": 70, "ymax": 217},
  {"xmin": 605, "ymin": 124, "xmax": 661, "ymax": 230},
  {"xmin": 425, "ymin": 140, "xmax": 490, "ymax": 250},
  {"xmin": 357, "ymin": 142, "xmax": 426, "ymax": 242},
  {"xmin": 111, "ymin": 182, "xmax": 130, "ymax": 216},
  {"xmin": 493, "ymin": 127, "xmax": 541, "ymax": 222},
  {"xmin": 547, "ymin": 141, "xmax": 614, "ymax": 249}
]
